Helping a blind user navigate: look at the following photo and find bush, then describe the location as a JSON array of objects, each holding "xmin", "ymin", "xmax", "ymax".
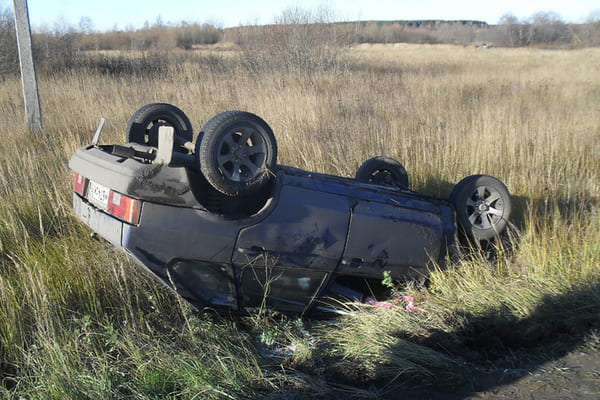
[
  {"xmin": 355, "ymin": 21, "xmax": 448, "ymax": 44},
  {"xmin": 574, "ymin": 20, "xmax": 600, "ymax": 46},
  {"xmin": 175, "ymin": 22, "xmax": 221, "ymax": 49},
  {"xmin": 233, "ymin": 6, "xmax": 353, "ymax": 74},
  {"xmin": 0, "ymin": 7, "xmax": 83, "ymax": 77},
  {"xmin": 496, "ymin": 12, "xmax": 574, "ymax": 47},
  {"xmin": 75, "ymin": 52, "xmax": 169, "ymax": 76},
  {"xmin": 0, "ymin": 6, "xmax": 19, "ymax": 77},
  {"xmin": 33, "ymin": 29, "xmax": 82, "ymax": 73}
]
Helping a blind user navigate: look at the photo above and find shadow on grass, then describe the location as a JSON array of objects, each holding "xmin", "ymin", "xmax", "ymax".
[
  {"xmin": 373, "ymin": 193, "xmax": 599, "ymax": 399},
  {"xmin": 313, "ymin": 190, "xmax": 599, "ymax": 399},
  {"xmin": 382, "ymin": 279, "xmax": 600, "ymax": 400}
]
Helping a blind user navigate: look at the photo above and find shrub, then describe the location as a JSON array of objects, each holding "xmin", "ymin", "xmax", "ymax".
[
  {"xmin": 233, "ymin": 6, "xmax": 353, "ymax": 74},
  {"xmin": 0, "ymin": 6, "xmax": 19, "ymax": 77},
  {"xmin": 75, "ymin": 52, "xmax": 169, "ymax": 77},
  {"xmin": 33, "ymin": 28, "xmax": 82, "ymax": 73},
  {"xmin": 175, "ymin": 22, "xmax": 221, "ymax": 49}
]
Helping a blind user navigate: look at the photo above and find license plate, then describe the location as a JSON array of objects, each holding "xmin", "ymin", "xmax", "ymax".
[{"xmin": 87, "ymin": 180, "xmax": 110, "ymax": 208}]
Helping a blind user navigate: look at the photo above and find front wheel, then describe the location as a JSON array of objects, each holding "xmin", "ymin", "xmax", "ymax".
[{"xmin": 450, "ymin": 175, "xmax": 511, "ymax": 242}]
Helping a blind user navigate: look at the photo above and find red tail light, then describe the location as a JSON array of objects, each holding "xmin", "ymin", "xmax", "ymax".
[
  {"xmin": 74, "ymin": 173, "xmax": 141, "ymax": 225},
  {"xmin": 73, "ymin": 173, "xmax": 86, "ymax": 195},
  {"xmin": 108, "ymin": 191, "xmax": 141, "ymax": 225}
]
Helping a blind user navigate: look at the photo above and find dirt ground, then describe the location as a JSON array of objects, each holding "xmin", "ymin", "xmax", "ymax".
[{"xmin": 401, "ymin": 349, "xmax": 600, "ymax": 400}]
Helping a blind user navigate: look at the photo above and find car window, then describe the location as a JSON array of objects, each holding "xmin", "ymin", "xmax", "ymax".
[
  {"xmin": 168, "ymin": 260, "xmax": 237, "ymax": 309},
  {"xmin": 239, "ymin": 266, "xmax": 328, "ymax": 313}
]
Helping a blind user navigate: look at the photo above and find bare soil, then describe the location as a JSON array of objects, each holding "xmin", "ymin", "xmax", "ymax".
[{"xmin": 401, "ymin": 349, "xmax": 600, "ymax": 400}]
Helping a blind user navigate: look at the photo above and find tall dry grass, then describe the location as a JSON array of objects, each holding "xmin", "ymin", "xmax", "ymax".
[{"xmin": 0, "ymin": 43, "xmax": 599, "ymax": 396}]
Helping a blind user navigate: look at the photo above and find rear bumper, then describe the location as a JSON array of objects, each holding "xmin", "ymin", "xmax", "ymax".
[
  {"xmin": 69, "ymin": 145, "xmax": 200, "ymax": 208},
  {"xmin": 73, "ymin": 193, "xmax": 123, "ymax": 247}
]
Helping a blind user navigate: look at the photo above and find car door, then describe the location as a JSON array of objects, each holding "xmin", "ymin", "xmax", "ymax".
[
  {"xmin": 339, "ymin": 195, "xmax": 446, "ymax": 279},
  {"xmin": 231, "ymin": 179, "xmax": 352, "ymax": 313}
]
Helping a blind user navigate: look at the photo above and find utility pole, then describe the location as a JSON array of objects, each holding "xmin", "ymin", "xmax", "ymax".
[{"xmin": 13, "ymin": 0, "xmax": 43, "ymax": 132}]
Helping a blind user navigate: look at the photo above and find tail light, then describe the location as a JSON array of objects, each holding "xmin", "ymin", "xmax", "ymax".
[
  {"xmin": 73, "ymin": 173, "xmax": 86, "ymax": 195},
  {"xmin": 74, "ymin": 173, "xmax": 141, "ymax": 225},
  {"xmin": 108, "ymin": 191, "xmax": 141, "ymax": 225}
]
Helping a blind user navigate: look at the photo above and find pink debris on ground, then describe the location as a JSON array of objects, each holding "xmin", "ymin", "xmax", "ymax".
[
  {"xmin": 365, "ymin": 295, "xmax": 425, "ymax": 313},
  {"xmin": 365, "ymin": 298, "xmax": 396, "ymax": 309},
  {"xmin": 400, "ymin": 295, "xmax": 426, "ymax": 313}
]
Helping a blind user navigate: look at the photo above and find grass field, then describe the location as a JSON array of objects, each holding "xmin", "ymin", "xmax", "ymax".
[{"xmin": 0, "ymin": 43, "xmax": 599, "ymax": 398}]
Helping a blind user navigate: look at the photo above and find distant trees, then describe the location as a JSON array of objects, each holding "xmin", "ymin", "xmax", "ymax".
[
  {"xmin": 175, "ymin": 22, "xmax": 221, "ymax": 49},
  {"xmin": 498, "ymin": 13, "xmax": 531, "ymax": 46},
  {"xmin": 82, "ymin": 22, "xmax": 222, "ymax": 52},
  {"xmin": 531, "ymin": 11, "xmax": 570, "ymax": 43},
  {"xmin": 0, "ymin": 5, "xmax": 18, "ymax": 76},
  {"xmin": 353, "ymin": 21, "xmax": 440, "ymax": 44},
  {"xmin": 33, "ymin": 20, "xmax": 83, "ymax": 71},
  {"xmin": 496, "ymin": 10, "xmax": 600, "ymax": 47},
  {"xmin": 0, "ymin": 5, "xmax": 223, "ymax": 78},
  {"xmin": 348, "ymin": 11, "xmax": 600, "ymax": 48},
  {"xmin": 0, "ymin": 6, "xmax": 82, "ymax": 76},
  {"xmin": 576, "ymin": 11, "xmax": 600, "ymax": 47},
  {"xmin": 231, "ymin": 6, "xmax": 354, "ymax": 73},
  {"xmin": 2, "ymin": 3, "xmax": 600, "ymax": 80}
]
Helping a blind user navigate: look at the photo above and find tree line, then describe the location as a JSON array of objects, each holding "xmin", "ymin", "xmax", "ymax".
[{"xmin": 1, "ymin": 5, "xmax": 599, "ymax": 78}]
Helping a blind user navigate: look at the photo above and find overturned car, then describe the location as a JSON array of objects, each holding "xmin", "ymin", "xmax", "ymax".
[{"xmin": 69, "ymin": 103, "xmax": 512, "ymax": 314}]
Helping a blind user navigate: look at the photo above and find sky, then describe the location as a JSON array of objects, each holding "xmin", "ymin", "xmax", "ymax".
[{"xmin": 4, "ymin": 0, "xmax": 600, "ymax": 32}]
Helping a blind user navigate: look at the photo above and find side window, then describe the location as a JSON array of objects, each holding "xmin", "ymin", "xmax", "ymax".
[
  {"xmin": 168, "ymin": 260, "xmax": 237, "ymax": 309},
  {"xmin": 239, "ymin": 266, "xmax": 328, "ymax": 313}
]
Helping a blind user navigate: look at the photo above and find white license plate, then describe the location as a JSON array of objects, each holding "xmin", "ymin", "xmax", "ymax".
[{"xmin": 87, "ymin": 180, "xmax": 110, "ymax": 208}]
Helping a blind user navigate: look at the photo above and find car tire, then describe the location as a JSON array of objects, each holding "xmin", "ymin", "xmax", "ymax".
[
  {"xmin": 126, "ymin": 103, "xmax": 193, "ymax": 148},
  {"xmin": 355, "ymin": 156, "xmax": 409, "ymax": 190},
  {"xmin": 450, "ymin": 175, "xmax": 511, "ymax": 242},
  {"xmin": 197, "ymin": 111, "xmax": 277, "ymax": 196}
]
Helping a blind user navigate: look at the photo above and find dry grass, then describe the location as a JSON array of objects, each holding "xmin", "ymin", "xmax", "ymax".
[{"xmin": 1, "ymin": 43, "xmax": 599, "ymax": 397}]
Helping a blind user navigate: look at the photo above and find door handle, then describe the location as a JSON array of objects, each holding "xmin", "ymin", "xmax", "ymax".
[
  {"xmin": 237, "ymin": 245, "xmax": 266, "ymax": 257},
  {"xmin": 342, "ymin": 257, "xmax": 364, "ymax": 269}
]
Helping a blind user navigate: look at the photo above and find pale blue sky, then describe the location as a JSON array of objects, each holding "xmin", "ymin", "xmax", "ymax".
[{"xmin": 4, "ymin": 0, "xmax": 599, "ymax": 32}]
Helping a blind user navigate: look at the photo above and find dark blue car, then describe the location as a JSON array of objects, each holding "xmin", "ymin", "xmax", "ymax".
[{"xmin": 69, "ymin": 104, "xmax": 511, "ymax": 314}]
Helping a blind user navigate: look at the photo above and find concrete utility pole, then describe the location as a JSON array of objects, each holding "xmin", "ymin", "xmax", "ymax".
[{"xmin": 13, "ymin": 0, "xmax": 43, "ymax": 132}]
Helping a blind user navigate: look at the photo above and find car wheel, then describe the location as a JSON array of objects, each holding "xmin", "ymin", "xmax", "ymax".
[
  {"xmin": 197, "ymin": 111, "xmax": 277, "ymax": 196},
  {"xmin": 450, "ymin": 175, "xmax": 511, "ymax": 242},
  {"xmin": 126, "ymin": 103, "xmax": 193, "ymax": 148},
  {"xmin": 355, "ymin": 156, "xmax": 409, "ymax": 190}
]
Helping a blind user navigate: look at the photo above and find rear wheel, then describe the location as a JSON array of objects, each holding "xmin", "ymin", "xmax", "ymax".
[
  {"xmin": 197, "ymin": 111, "xmax": 277, "ymax": 196},
  {"xmin": 126, "ymin": 103, "xmax": 193, "ymax": 149},
  {"xmin": 355, "ymin": 156, "xmax": 409, "ymax": 190},
  {"xmin": 450, "ymin": 175, "xmax": 511, "ymax": 242}
]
